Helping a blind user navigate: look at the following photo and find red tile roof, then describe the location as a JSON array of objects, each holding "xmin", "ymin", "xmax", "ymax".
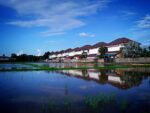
[
  {"xmin": 54, "ymin": 51, "xmax": 59, "ymax": 55},
  {"xmin": 92, "ymin": 42, "xmax": 107, "ymax": 48},
  {"xmin": 59, "ymin": 50, "xmax": 65, "ymax": 54},
  {"xmin": 65, "ymin": 48, "xmax": 73, "ymax": 52},
  {"xmin": 107, "ymin": 37, "xmax": 132, "ymax": 46},
  {"xmin": 80, "ymin": 45, "xmax": 92, "ymax": 50},
  {"xmin": 73, "ymin": 47, "xmax": 81, "ymax": 51}
]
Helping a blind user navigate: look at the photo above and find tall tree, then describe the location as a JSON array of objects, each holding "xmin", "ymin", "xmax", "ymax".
[{"xmin": 121, "ymin": 41, "xmax": 141, "ymax": 58}]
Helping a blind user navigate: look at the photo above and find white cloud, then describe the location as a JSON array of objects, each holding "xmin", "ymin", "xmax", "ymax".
[
  {"xmin": 137, "ymin": 14, "xmax": 150, "ymax": 29},
  {"xmin": 46, "ymin": 40, "xmax": 59, "ymax": 44},
  {"xmin": 8, "ymin": 19, "xmax": 53, "ymax": 27},
  {"xmin": 17, "ymin": 50, "xmax": 23, "ymax": 56},
  {"xmin": 129, "ymin": 14, "xmax": 150, "ymax": 46},
  {"xmin": 121, "ymin": 10, "xmax": 136, "ymax": 17},
  {"xmin": 0, "ymin": 0, "xmax": 110, "ymax": 36},
  {"xmin": 79, "ymin": 32, "xmax": 96, "ymax": 37},
  {"xmin": 37, "ymin": 49, "xmax": 42, "ymax": 56},
  {"xmin": 130, "ymin": 27, "xmax": 150, "ymax": 46},
  {"xmin": 41, "ymin": 31, "xmax": 65, "ymax": 36}
]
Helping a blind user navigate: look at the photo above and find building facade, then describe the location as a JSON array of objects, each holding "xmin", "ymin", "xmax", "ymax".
[{"xmin": 49, "ymin": 37, "xmax": 139, "ymax": 61}]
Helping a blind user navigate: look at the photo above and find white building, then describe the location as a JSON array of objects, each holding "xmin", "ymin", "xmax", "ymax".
[{"xmin": 49, "ymin": 37, "xmax": 138, "ymax": 60}]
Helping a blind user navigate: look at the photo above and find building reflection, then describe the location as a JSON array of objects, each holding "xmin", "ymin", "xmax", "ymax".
[{"xmin": 55, "ymin": 68, "xmax": 150, "ymax": 89}]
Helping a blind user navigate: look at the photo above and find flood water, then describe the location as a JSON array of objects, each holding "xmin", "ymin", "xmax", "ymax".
[
  {"xmin": 0, "ymin": 66, "xmax": 150, "ymax": 113},
  {"xmin": 34, "ymin": 62, "xmax": 104, "ymax": 68},
  {"xmin": 0, "ymin": 63, "xmax": 36, "ymax": 69}
]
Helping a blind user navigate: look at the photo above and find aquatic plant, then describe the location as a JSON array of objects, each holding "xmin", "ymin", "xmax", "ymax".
[
  {"xmin": 41, "ymin": 101, "xmax": 47, "ymax": 113},
  {"xmin": 41, "ymin": 100, "xmax": 56, "ymax": 113},
  {"xmin": 64, "ymin": 83, "xmax": 68, "ymax": 96},
  {"xmin": 85, "ymin": 93, "xmax": 117, "ymax": 112},
  {"xmin": 64, "ymin": 99, "xmax": 72, "ymax": 113},
  {"xmin": 121, "ymin": 98, "xmax": 128, "ymax": 112},
  {"xmin": 48, "ymin": 101, "xmax": 56, "ymax": 113}
]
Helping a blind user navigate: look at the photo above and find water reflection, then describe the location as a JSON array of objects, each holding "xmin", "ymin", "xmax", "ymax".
[
  {"xmin": 54, "ymin": 68, "xmax": 150, "ymax": 89},
  {"xmin": 0, "ymin": 68, "xmax": 150, "ymax": 113},
  {"xmin": 0, "ymin": 63, "xmax": 36, "ymax": 69}
]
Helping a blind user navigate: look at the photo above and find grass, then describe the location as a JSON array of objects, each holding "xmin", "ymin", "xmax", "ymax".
[
  {"xmin": 121, "ymin": 98, "xmax": 128, "ymax": 111},
  {"xmin": 41, "ymin": 93, "xmax": 118, "ymax": 113},
  {"xmin": 85, "ymin": 93, "xmax": 117, "ymax": 110},
  {"xmin": 0, "ymin": 63, "xmax": 150, "ymax": 72}
]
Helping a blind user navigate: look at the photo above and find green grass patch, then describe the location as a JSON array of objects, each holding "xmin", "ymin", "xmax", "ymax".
[{"xmin": 0, "ymin": 63, "xmax": 150, "ymax": 72}]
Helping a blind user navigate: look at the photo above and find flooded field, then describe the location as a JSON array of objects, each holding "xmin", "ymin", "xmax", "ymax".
[
  {"xmin": 0, "ymin": 63, "xmax": 150, "ymax": 113},
  {"xmin": 0, "ymin": 63, "xmax": 37, "ymax": 70},
  {"xmin": 33, "ymin": 62, "xmax": 104, "ymax": 68}
]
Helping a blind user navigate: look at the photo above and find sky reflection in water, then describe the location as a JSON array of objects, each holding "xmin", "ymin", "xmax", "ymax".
[{"xmin": 0, "ymin": 67, "xmax": 150, "ymax": 113}]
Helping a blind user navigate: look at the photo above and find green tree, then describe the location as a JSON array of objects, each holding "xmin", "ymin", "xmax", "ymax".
[
  {"xmin": 42, "ymin": 51, "xmax": 50, "ymax": 59},
  {"xmin": 140, "ymin": 47, "xmax": 150, "ymax": 57},
  {"xmin": 98, "ymin": 46, "xmax": 108, "ymax": 58},
  {"xmin": 142, "ymin": 48, "xmax": 148, "ymax": 57},
  {"xmin": 122, "ymin": 41, "xmax": 141, "ymax": 58},
  {"xmin": 11, "ymin": 53, "xmax": 17, "ymax": 58},
  {"xmin": 80, "ymin": 51, "xmax": 88, "ymax": 59},
  {"xmin": 19, "ymin": 54, "xmax": 28, "ymax": 61}
]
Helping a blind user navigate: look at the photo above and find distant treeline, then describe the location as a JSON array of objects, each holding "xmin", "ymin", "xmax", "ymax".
[
  {"xmin": 0, "ymin": 51, "xmax": 51, "ymax": 63},
  {"xmin": 9, "ymin": 52, "xmax": 51, "ymax": 62},
  {"xmin": 10, "ymin": 54, "xmax": 41, "ymax": 62}
]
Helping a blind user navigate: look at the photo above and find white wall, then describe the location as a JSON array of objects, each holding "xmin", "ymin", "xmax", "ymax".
[
  {"xmin": 62, "ymin": 53, "xmax": 66, "ymax": 57},
  {"xmin": 57, "ymin": 54, "xmax": 62, "ymax": 58},
  {"xmin": 107, "ymin": 44, "xmax": 124, "ymax": 52},
  {"xmin": 68, "ymin": 51, "xmax": 76, "ymax": 56},
  {"xmin": 88, "ymin": 48, "xmax": 99, "ymax": 55},
  {"xmin": 74, "ymin": 50, "xmax": 83, "ymax": 55},
  {"xmin": 63, "ymin": 52, "xmax": 69, "ymax": 57}
]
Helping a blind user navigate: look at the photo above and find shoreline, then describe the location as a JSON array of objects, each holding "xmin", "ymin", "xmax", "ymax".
[{"xmin": 0, "ymin": 63, "xmax": 150, "ymax": 72}]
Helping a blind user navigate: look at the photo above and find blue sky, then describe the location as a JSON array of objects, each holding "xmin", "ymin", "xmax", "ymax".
[{"xmin": 0, "ymin": 0, "xmax": 150, "ymax": 56}]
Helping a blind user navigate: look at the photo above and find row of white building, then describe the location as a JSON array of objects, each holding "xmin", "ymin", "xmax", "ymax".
[
  {"xmin": 57, "ymin": 69, "xmax": 130, "ymax": 89},
  {"xmin": 49, "ymin": 37, "xmax": 136, "ymax": 60}
]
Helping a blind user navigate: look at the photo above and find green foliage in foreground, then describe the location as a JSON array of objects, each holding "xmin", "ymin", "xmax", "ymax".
[
  {"xmin": 41, "ymin": 93, "xmax": 129, "ymax": 113},
  {"xmin": 85, "ymin": 93, "xmax": 117, "ymax": 111},
  {"xmin": 121, "ymin": 98, "xmax": 128, "ymax": 111}
]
